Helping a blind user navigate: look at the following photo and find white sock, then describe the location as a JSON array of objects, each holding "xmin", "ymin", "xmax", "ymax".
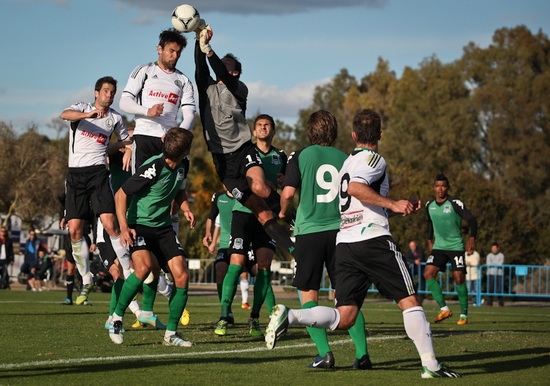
[
  {"xmin": 112, "ymin": 312, "xmax": 123, "ymax": 322},
  {"xmin": 71, "ymin": 238, "xmax": 90, "ymax": 284},
  {"xmin": 128, "ymin": 300, "xmax": 141, "ymax": 316},
  {"xmin": 403, "ymin": 306, "xmax": 439, "ymax": 371},
  {"xmin": 157, "ymin": 275, "xmax": 172, "ymax": 298},
  {"xmin": 289, "ymin": 306, "xmax": 340, "ymax": 330},
  {"xmin": 240, "ymin": 279, "xmax": 249, "ymax": 303},
  {"xmin": 164, "ymin": 330, "xmax": 176, "ymax": 339},
  {"xmin": 110, "ymin": 235, "xmax": 130, "ymax": 270}
]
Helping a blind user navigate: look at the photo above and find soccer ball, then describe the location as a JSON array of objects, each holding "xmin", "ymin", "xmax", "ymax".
[{"xmin": 171, "ymin": 4, "xmax": 200, "ymax": 33}]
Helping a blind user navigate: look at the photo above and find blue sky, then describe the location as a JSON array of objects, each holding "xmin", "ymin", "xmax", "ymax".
[{"xmin": 0, "ymin": 0, "xmax": 548, "ymax": 138}]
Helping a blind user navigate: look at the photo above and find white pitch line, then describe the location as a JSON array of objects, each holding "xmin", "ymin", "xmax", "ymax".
[{"xmin": 0, "ymin": 331, "xmax": 504, "ymax": 370}]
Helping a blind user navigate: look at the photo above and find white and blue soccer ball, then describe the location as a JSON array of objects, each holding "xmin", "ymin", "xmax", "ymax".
[{"xmin": 171, "ymin": 4, "xmax": 201, "ymax": 33}]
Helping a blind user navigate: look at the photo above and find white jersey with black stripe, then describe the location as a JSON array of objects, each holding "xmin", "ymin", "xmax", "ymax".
[
  {"xmin": 121, "ymin": 62, "xmax": 195, "ymax": 137},
  {"xmin": 337, "ymin": 147, "xmax": 391, "ymax": 244},
  {"xmin": 64, "ymin": 102, "xmax": 129, "ymax": 168}
]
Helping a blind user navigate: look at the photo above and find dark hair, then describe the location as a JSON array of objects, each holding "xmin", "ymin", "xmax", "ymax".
[
  {"xmin": 492, "ymin": 242, "xmax": 499, "ymax": 247},
  {"xmin": 307, "ymin": 110, "xmax": 338, "ymax": 146},
  {"xmin": 158, "ymin": 28, "xmax": 187, "ymax": 49},
  {"xmin": 434, "ymin": 173, "xmax": 450, "ymax": 187},
  {"xmin": 352, "ymin": 109, "xmax": 381, "ymax": 144},
  {"xmin": 163, "ymin": 128, "xmax": 194, "ymax": 160},
  {"xmin": 254, "ymin": 114, "xmax": 275, "ymax": 130},
  {"xmin": 95, "ymin": 76, "xmax": 117, "ymax": 93},
  {"xmin": 222, "ymin": 53, "xmax": 242, "ymax": 75}
]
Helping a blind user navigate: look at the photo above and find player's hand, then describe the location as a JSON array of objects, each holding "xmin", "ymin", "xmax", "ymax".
[
  {"xmin": 393, "ymin": 199, "xmax": 415, "ymax": 216},
  {"xmin": 147, "ymin": 103, "xmax": 164, "ymax": 117},
  {"xmin": 184, "ymin": 210, "xmax": 196, "ymax": 229},
  {"xmin": 409, "ymin": 198, "xmax": 422, "ymax": 213},
  {"xmin": 202, "ymin": 233, "xmax": 212, "ymax": 247},
  {"xmin": 88, "ymin": 109, "xmax": 107, "ymax": 119},
  {"xmin": 199, "ymin": 26, "xmax": 213, "ymax": 54},
  {"xmin": 120, "ymin": 228, "xmax": 135, "ymax": 248},
  {"xmin": 194, "ymin": 18, "xmax": 207, "ymax": 38}
]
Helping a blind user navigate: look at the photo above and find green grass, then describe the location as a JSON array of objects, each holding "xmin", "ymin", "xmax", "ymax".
[{"xmin": 1, "ymin": 289, "xmax": 549, "ymax": 385}]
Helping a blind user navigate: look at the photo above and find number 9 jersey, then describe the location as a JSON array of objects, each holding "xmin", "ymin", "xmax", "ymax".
[{"xmin": 337, "ymin": 147, "xmax": 391, "ymax": 244}]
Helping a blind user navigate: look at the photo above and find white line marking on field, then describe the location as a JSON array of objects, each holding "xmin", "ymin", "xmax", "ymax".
[{"xmin": 0, "ymin": 331, "xmax": 503, "ymax": 370}]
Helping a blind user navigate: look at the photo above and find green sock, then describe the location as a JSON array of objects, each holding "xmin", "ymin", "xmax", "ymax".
[
  {"xmin": 348, "ymin": 310, "xmax": 369, "ymax": 358},
  {"xmin": 141, "ymin": 277, "xmax": 159, "ymax": 313},
  {"xmin": 114, "ymin": 273, "xmax": 143, "ymax": 316},
  {"xmin": 221, "ymin": 264, "xmax": 241, "ymax": 318},
  {"xmin": 303, "ymin": 300, "xmax": 331, "ymax": 357},
  {"xmin": 110, "ymin": 278, "xmax": 124, "ymax": 315},
  {"xmin": 167, "ymin": 287, "xmax": 188, "ymax": 331},
  {"xmin": 251, "ymin": 269, "xmax": 270, "ymax": 317},
  {"xmin": 216, "ymin": 283, "xmax": 223, "ymax": 301},
  {"xmin": 456, "ymin": 282, "xmax": 468, "ymax": 316},
  {"xmin": 264, "ymin": 283, "xmax": 276, "ymax": 315},
  {"xmin": 426, "ymin": 278, "xmax": 447, "ymax": 308}
]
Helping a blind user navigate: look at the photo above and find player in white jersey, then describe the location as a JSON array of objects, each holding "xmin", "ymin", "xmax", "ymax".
[
  {"xmin": 266, "ymin": 109, "xmax": 462, "ymax": 378},
  {"xmin": 119, "ymin": 28, "xmax": 196, "ymax": 172},
  {"xmin": 61, "ymin": 76, "xmax": 133, "ymax": 305}
]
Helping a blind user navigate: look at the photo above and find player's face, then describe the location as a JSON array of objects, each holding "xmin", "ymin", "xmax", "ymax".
[
  {"xmin": 254, "ymin": 119, "xmax": 274, "ymax": 140},
  {"xmin": 434, "ymin": 180, "xmax": 449, "ymax": 200},
  {"xmin": 95, "ymin": 83, "xmax": 116, "ymax": 108},
  {"xmin": 158, "ymin": 42, "xmax": 182, "ymax": 71}
]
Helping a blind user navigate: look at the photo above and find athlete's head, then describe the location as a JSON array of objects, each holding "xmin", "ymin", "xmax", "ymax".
[
  {"xmin": 253, "ymin": 114, "xmax": 276, "ymax": 141},
  {"xmin": 157, "ymin": 29, "xmax": 187, "ymax": 71},
  {"xmin": 221, "ymin": 53, "xmax": 242, "ymax": 78},
  {"xmin": 352, "ymin": 109, "xmax": 381, "ymax": 145},
  {"xmin": 94, "ymin": 76, "xmax": 117, "ymax": 108},
  {"xmin": 164, "ymin": 128, "xmax": 194, "ymax": 162},
  {"xmin": 307, "ymin": 110, "xmax": 338, "ymax": 146},
  {"xmin": 433, "ymin": 173, "xmax": 450, "ymax": 200}
]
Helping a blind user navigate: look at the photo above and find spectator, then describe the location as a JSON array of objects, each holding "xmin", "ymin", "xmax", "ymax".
[
  {"xmin": 20, "ymin": 230, "xmax": 43, "ymax": 289},
  {"xmin": 486, "ymin": 243, "xmax": 505, "ymax": 307},
  {"xmin": 0, "ymin": 226, "xmax": 14, "ymax": 289},
  {"xmin": 465, "ymin": 250, "xmax": 481, "ymax": 306},
  {"xmin": 405, "ymin": 240, "xmax": 425, "ymax": 290},
  {"xmin": 28, "ymin": 249, "xmax": 53, "ymax": 291}
]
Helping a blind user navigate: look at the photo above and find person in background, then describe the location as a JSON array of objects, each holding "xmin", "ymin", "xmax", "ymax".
[
  {"xmin": 485, "ymin": 242, "xmax": 505, "ymax": 307},
  {"xmin": 405, "ymin": 240, "xmax": 425, "ymax": 290},
  {"xmin": 0, "ymin": 227, "xmax": 14, "ymax": 289},
  {"xmin": 465, "ymin": 249, "xmax": 481, "ymax": 306},
  {"xmin": 20, "ymin": 230, "xmax": 43, "ymax": 290}
]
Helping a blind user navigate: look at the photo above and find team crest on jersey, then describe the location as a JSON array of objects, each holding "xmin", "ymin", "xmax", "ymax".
[
  {"xmin": 140, "ymin": 164, "xmax": 157, "ymax": 180},
  {"xmin": 426, "ymin": 255, "xmax": 434, "ymax": 264},
  {"xmin": 105, "ymin": 116, "xmax": 114, "ymax": 130},
  {"xmin": 135, "ymin": 236, "xmax": 146, "ymax": 247},
  {"xmin": 270, "ymin": 154, "xmax": 281, "ymax": 165},
  {"xmin": 174, "ymin": 79, "xmax": 183, "ymax": 88},
  {"xmin": 443, "ymin": 204, "xmax": 451, "ymax": 213}
]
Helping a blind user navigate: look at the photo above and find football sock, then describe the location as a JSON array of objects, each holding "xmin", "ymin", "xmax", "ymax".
[
  {"xmin": 263, "ymin": 218, "xmax": 295, "ymax": 254},
  {"xmin": 220, "ymin": 264, "xmax": 241, "ymax": 318},
  {"xmin": 265, "ymin": 284, "xmax": 276, "ymax": 314},
  {"xmin": 290, "ymin": 306, "xmax": 340, "ymax": 330},
  {"xmin": 402, "ymin": 306, "xmax": 439, "ymax": 371},
  {"xmin": 110, "ymin": 278, "xmax": 124, "ymax": 315},
  {"xmin": 216, "ymin": 283, "xmax": 223, "ymax": 301},
  {"xmin": 66, "ymin": 274, "xmax": 74, "ymax": 299},
  {"xmin": 426, "ymin": 278, "xmax": 447, "ymax": 308},
  {"xmin": 109, "ymin": 235, "xmax": 130, "ymax": 270},
  {"xmin": 456, "ymin": 282, "xmax": 469, "ymax": 316},
  {"xmin": 71, "ymin": 238, "xmax": 90, "ymax": 284},
  {"xmin": 157, "ymin": 274, "xmax": 172, "ymax": 298},
  {"xmin": 348, "ymin": 310, "xmax": 369, "ymax": 358},
  {"xmin": 167, "ymin": 287, "xmax": 188, "ymax": 331},
  {"xmin": 141, "ymin": 277, "xmax": 159, "ymax": 313},
  {"xmin": 251, "ymin": 269, "xmax": 270, "ymax": 318},
  {"xmin": 114, "ymin": 273, "xmax": 143, "ymax": 317},
  {"xmin": 128, "ymin": 299, "xmax": 141, "ymax": 317},
  {"xmin": 240, "ymin": 277, "xmax": 249, "ymax": 304},
  {"xmin": 303, "ymin": 300, "xmax": 331, "ymax": 357}
]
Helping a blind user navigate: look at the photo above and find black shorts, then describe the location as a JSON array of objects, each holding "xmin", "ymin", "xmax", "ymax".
[
  {"xmin": 212, "ymin": 141, "xmax": 262, "ymax": 204},
  {"xmin": 65, "ymin": 166, "xmax": 115, "ymax": 221},
  {"xmin": 228, "ymin": 211, "xmax": 276, "ymax": 257},
  {"xmin": 334, "ymin": 235, "xmax": 417, "ymax": 307},
  {"xmin": 292, "ymin": 230, "xmax": 338, "ymax": 291},
  {"xmin": 215, "ymin": 248, "xmax": 257, "ymax": 276},
  {"xmin": 129, "ymin": 225, "xmax": 187, "ymax": 272},
  {"xmin": 426, "ymin": 249, "xmax": 466, "ymax": 272},
  {"xmin": 133, "ymin": 134, "xmax": 163, "ymax": 172}
]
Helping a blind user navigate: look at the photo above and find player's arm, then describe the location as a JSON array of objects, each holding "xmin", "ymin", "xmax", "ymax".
[
  {"xmin": 349, "ymin": 181, "xmax": 416, "ymax": 216},
  {"xmin": 451, "ymin": 199, "xmax": 478, "ymax": 253},
  {"xmin": 208, "ymin": 223, "xmax": 221, "ymax": 254},
  {"xmin": 425, "ymin": 201, "xmax": 435, "ymax": 252},
  {"xmin": 279, "ymin": 186, "xmax": 296, "ymax": 220},
  {"xmin": 175, "ymin": 188, "xmax": 195, "ymax": 229},
  {"xmin": 60, "ymin": 105, "xmax": 101, "ymax": 121},
  {"xmin": 114, "ymin": 187, "xmax": 133, "ymax": 248}
]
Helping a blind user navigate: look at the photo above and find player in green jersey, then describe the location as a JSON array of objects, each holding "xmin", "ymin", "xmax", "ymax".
[
  {"xmin": 280, "ymin": 110, "xmax": 370, "ymax": 369},
  {"xmin": 424, "ymin": 174, "xmax": 478, "ymax": 325}
]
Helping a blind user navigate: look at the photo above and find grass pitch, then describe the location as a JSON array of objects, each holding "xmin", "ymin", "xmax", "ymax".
[{"xmin": 1, "ymin": 289, "xmax": 549, "ymax": 385}]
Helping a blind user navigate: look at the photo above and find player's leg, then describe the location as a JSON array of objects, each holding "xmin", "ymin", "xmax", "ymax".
[
  {"xmin": 240, "ymin": 271, "xmax": 250, "ymax": 309},
  {"xmin": 164, "ymin": 252, "xmax": 192, "ymax": 347},
  {"xmin": 453, "ymin": 266, "xmax": 469, "ymax": 324},
  {"xmin": 249, "ymin": 246, "xmax": 274, "ymax": 337},
  {"xmin": 424, "ymin": 252, "xmax": 452, "ymax": 322}
]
